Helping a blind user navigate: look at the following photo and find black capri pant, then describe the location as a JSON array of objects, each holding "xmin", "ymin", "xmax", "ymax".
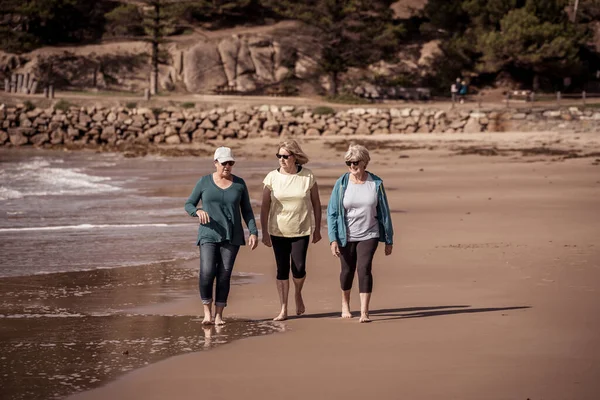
[
  {"xmin": 339, "ymin": 238, "xmax": 379, "ymax": 293},
  {"xmin": 270, "ymin": 235, "xmax": 310, "ymax": 280}
]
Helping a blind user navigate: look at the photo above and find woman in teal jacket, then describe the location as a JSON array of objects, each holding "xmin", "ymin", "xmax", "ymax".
[
  {"xmin": 327, "ymin": 144, "xmax": 394, "ymax": 323},
  {"xmin": 185, "ymin": 147, "xmax": 258, "ymax": 325}
]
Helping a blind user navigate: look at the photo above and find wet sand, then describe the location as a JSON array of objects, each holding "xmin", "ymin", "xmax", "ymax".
[
  {"xmin": 5, "ymin": 130, "xmax": 600, "ymax": 400},
  {"xmin": 0, "ymin": 261, "xmax": 283, "ymax": 400}
]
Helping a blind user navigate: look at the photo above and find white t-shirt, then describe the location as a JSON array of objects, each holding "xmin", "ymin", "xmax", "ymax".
[
  {"xmin": 263, "ymin": 167, "xmax": 315, "ymax": 237},
  {"xmin": 343, "ymin": 176, "xmax": 379, "ymax": 241}
]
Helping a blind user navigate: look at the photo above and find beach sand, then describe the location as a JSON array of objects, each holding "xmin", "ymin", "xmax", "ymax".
[{"xmin": 55, "ymin": 131, "xmax": 600, "ymax": 399}]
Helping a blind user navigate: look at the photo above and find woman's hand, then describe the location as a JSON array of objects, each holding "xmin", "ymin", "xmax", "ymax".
[
  {"xmin": 330, "ymin": 241, "xmax": 340, "ymax": 257},
  {"xmin": 262, "ymin": 234, "xmax": 272, "ymax": 248},
  {"xmin": 385, "ymin": 244, "xmax": 393, "ymax": 256},
  {"xmin": 312, "ymin": 229, "xmax": 322, "ymax": 244},
  {"xmin": 248, "ymin": 234, "xmax": 258, "ymax": 250},
  {"xmin": 197, "ymin": 210, "xmax": 210, "ymax": 224}
]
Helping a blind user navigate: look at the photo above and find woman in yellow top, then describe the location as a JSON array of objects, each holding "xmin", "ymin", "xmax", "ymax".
[{"xmin": 261, "ymin": 140, "xmax": 322, "ymax": 321}]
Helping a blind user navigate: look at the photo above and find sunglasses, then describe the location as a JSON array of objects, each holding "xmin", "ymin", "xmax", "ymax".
[
  {"xmin": 275, "ymin": 153, "xmax": 293, "ymax": 160},
  {"xmin": 220, "ymin": 161, "xmax": 235, "ymax": 167},
  {"xmin": 345, "ymin": 161, "xmax": 361, "ymax": 166}
]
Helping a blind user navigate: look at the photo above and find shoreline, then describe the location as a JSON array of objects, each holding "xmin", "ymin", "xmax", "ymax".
[{"xmin": 3, "ymin": 129, "xmax": 600, "ymax": 158}]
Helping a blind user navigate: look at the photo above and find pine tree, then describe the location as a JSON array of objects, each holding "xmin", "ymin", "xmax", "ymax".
[
  {"xmin": 477, "ymin": 6, "xmax": 584, "ymax": 85},
  {"xmin": 262, "ymin": 0, "xmax": 402, "ymax": 96},
  {"xmin": 0, "ymin": 0, "xmax": 109, "ymax": 53},
  {"xmin": 422, "ymin": 0, "xmax": 591, "ymax": 89},
  {"xmin": 106, "ymin": 1, "xmax": 253, "ymax": 95},
  {"xmin": 142, "ymin": 1, "xmax": 178, "ymax": 95},
  {"xmin": 104, "ymin": 4, "xmax": 145, "ymax": 38}
]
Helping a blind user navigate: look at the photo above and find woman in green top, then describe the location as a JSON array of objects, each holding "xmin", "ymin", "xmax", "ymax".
[{"xmin": 185, "ymin": 147, "xmax": 258, "ymax": 325}]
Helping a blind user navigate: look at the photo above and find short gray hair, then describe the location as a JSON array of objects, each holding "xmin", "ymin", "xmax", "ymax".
[{"xmin": 344, "ymin": 144, "xmax": 370, "ymax": 167}]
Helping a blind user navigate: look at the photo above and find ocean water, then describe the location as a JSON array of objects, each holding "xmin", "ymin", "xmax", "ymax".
[{"xmin": 0, "ymin": 149, "xmax": 236, "ymax": 277}]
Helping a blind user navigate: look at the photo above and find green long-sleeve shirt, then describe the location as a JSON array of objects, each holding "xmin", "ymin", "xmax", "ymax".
[{"xmin": 185, "ymin": 174, "xmax": 258, "ymax": 246}]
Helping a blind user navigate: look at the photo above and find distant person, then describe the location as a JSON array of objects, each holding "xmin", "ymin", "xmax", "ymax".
[
  {"xmin": 451, "ymin": 81, "xmax": 459, "ymax": 103},
  {"xmin": 261, "ymin": 140, "xmax": 322, "ymax": 321},
  {"xmin": 185, "ymin": 147, "xmax": 258, "ymax": 325},
  {"xmin": 459, "ymin": 80, "xmax": 468, "ymax": 103},
  {"xmin": 327, "ymin": 144, "xmax": 394, "ymax": 323}
]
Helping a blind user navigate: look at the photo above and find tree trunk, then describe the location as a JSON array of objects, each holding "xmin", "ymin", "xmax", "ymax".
[
  {"xmin": 328, "ymin": 72, "xmax": 338, "ymax": 97},
  {"xmin": 150, "ymin": 3, "xmax": 160, "ymax": 95},
  {"xmin": 150, "ymin": 40, "xmax": 159, "ymax": 95},
  {"xmin": 532, "ymin": 74, "xmax": 540, "ymax": 92}
]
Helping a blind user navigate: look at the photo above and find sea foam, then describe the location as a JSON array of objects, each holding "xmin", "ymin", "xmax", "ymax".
[
  {"xmin": 0, "ymin": 157, "xmax": 120, "ymax": 201},
  {"xmin": 0, "ymin": 223, "xmax": 176, "ymax": 233}
]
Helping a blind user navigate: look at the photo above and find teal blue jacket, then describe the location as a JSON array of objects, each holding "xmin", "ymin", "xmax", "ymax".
[
  {"xmin": 185, "ymin": 174, "xmax": 258, "ymax": 246},
  {"xmin": 327, "ymin": 172, "xmax": 394, "ymax": 247}
]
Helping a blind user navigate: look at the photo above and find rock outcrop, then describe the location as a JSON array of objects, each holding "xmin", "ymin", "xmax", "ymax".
[
  {"xmin": 1, "ymin": 25, "xmax": 319, "ymax": 95},
  {"xmin": 184, "ymin": 41, "xmax": 228, "ymax": 93}
]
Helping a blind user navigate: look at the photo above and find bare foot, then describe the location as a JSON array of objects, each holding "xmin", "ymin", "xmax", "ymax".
[
  {"xmin": 202, "ymin": 316, "xmax": 213, "ymax": 325},
  {"xmin": 341, "ymin": 306, "xmax": 352, "ymax": 319},
  {"xmin": 214, "ymin": 315, "xmax": 226, "ymax": 325},
  {"xmin": 273, "ymin": 311, "xmax": 287, "ymax": 321},
  {"xmin": 359, "ymin": 313, "xmax": 371, "ymax": 323},
  {"xmin": 295, "ymin": 292, "xmax": 305, "ymax": 315}
]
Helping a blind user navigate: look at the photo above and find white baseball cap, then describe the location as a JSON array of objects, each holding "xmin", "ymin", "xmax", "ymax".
[{"xmin": 214, "ymin": 147, "xmax": 235, "ymax": 163}]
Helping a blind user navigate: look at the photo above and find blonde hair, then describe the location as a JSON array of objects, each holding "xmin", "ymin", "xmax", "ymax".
[
  {"xmin": 278, "ymin": 139, "xmax": 309, "ymax": 165},
  {"xmin": 344, "ymin": 144, "xmax": 370, "ymax": 167}
]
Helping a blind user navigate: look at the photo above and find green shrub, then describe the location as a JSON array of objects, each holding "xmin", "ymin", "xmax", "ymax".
[
  {"xmin": 23, "ymin": 100, "xmax": 35, "ymax": 112},
  {"xmin": 151, "ymin": 107, "xmax": 164, "ymax": 116},
  {"xmin": 54, "ymin": 99, "xmax": 72, "ymax": 112},
  {"xmin": 312, "ymin": 106, "xmax": 336, "ymax": 115},
  {"xmin": 180, "ymin": 102, "xmax": 195, "ymax": 109},
  {"xmin": 125, "ymin": 102, "xmax": 137, "ymax": 109}
]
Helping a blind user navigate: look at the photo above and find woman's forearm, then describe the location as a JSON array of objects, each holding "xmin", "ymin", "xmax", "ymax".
[{"xmin": 260, "ymin": 187, "xmax": 271, "ymax": 236}]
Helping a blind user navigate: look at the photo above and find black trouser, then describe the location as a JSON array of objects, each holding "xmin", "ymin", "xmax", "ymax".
[
  {"xmin": 270, "ymin": 235, "xmax": 310, "ymax": 280},
  {"xmin": 339, "ymin": 238, "xmax": 379, "ymax": 293}
]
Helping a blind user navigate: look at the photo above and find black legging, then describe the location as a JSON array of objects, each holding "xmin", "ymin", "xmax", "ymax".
[
  {"xmin": 270, "ymin": 235, "xmax": 310, "ymax": 280},
  {"xmin": 339, "ymin": 238, "xmax": 379, "ymax": 293}
]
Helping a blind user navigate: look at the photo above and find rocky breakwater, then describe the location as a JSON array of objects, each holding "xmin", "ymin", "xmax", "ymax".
[{"xmin": 1, "ymin": 104, "xmax": 598, "ymax": 148}]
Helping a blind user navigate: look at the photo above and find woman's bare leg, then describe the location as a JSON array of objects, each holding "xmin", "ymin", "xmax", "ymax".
[
  {"xmin": 214, "ymin": 305, "xmax": 226, "ymax": 325},
  {"xmin": 359, "ymin": 292, "xmax": 371, "ymax": 323},
  {"xmin": 341, "ymin": 290, "xmax": 352, "ymax": 318},
  {"xmin": 273, "ymin": 279, "xmax": 289, "ymax": 321},
  {"xmin": 292, "ymin": 276, "xmax": 306, "ymax": 315},
  {"xmin": 202, "ymin": 303, "xmax": 213, "ymax": 325}
]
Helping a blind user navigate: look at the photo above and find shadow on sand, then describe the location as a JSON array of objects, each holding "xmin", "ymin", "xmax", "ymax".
[{"xmin": 269, "ymin": 305, "xmax": 531, "ymax": 322}]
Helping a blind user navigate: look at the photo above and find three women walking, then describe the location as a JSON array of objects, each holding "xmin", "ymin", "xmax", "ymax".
[
  {"xmin": 185, "ymin": 142, "xmax": 394, "ymax": 324},
  {"xmin": 261, "ymin": 140, "xmax": 322, "ymax": 321},
  {"xmin": 327, "ymin": 144, "xmax": 394, "ymax": 322},
  {"xmin": 185, "ymin": 147, "xmax": 258, "ymax": 325}
]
